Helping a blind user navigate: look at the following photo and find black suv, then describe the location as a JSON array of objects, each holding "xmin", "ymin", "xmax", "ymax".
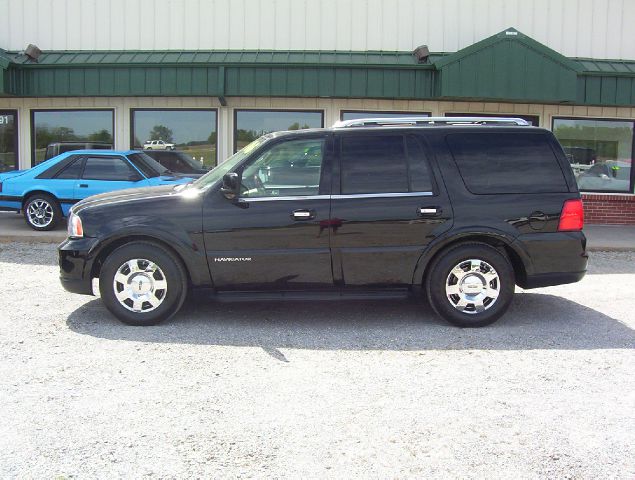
[{"xmin": 59, "ymin": 117, "xmax": 587, "ymax": 327}]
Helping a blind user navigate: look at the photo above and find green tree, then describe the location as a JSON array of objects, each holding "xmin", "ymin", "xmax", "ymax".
[
  {"xmin": 88, "ymin": 129, "xmax": 113, "ymax": 143},
  {"xmin": 149, "ymin": 125, "xmax": 174, "ymax": 143}
]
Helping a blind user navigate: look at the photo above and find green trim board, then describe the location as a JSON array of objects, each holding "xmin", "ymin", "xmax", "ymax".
[{"xmin": 1, "ymin": 28, "xmax": 634, "ymax": 106}]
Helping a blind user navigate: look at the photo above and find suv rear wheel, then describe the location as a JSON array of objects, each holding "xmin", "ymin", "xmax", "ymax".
[
  {"xmin": 426, "ymin": 243, "xmax": 514, "ymax": 327},
  {"xmin": 99, "ymin": 242, "xmax": 187, "ymax": 326}
]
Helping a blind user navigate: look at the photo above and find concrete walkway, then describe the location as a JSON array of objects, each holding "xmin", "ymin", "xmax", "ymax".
[{"xmin": 0, "ymin": 211, "xmax": 634, "ymax": 250}]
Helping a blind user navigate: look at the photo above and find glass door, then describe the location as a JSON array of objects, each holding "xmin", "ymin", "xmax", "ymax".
[{"xmin": 0, "ymin": 110, "xmax": 18, "ymax": 172}]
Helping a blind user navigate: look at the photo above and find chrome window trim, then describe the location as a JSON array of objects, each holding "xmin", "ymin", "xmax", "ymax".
[
  {"xmin": 238, "ymin": 191, "xmax": 434, "ymax": 202},
  {"xmin": 332, "ymin": 192, "xmax": 434, "ymax": 199}
]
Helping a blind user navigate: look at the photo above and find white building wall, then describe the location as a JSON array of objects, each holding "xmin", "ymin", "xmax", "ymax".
[
  {"xmin": 1, "ymin": 0, "xmax": 634, "ymax": 59},
  {"xmin": 3, "ymin": 95, "xmax": 635, "ymax": 170}
]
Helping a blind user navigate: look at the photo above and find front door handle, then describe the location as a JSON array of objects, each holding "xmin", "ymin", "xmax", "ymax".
[
  {"xmin": 418, "ymin": 207, "xmax": 440, "ymax": 216},
  {"xmin": 79, "ymin": 184, "xmax": 88, "ymax": 188},
  {"xmin": 291, "ymin": 209, "xmax": 315, "ymax": 220}
]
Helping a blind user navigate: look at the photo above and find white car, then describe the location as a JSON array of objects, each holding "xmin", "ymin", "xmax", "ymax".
[{"xmin": 143, "ymin": 140, "xmax": 175, "ymax": 150}]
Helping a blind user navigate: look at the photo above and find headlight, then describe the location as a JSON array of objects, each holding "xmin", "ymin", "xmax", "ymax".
[{"xmin": 67, "ymin": 212, "xmax": 84, "ymax": 238}]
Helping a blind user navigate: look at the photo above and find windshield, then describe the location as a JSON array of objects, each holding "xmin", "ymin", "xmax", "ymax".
[
  {"xmin": 193, "ymin": 135, "xmax": 270, "ymax": 189},
  {"xmin": 128, "ymin": 152, "xmax": 169, "ymax": 178}
]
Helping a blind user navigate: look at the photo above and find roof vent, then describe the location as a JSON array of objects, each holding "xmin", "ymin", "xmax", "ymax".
[
  {"xmin": 413, "ymin": 45, "xmax": 430, "ymax": 64},
  {"xmin": 24, "ymin": 44, "xmax": 42, "ymax": 62}
]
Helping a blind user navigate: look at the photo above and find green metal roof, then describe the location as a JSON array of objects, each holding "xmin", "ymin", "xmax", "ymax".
[
  {"xmin": 1, "ymin": 28, "xmax": 634, "ymax": 106},
  {"xmin": 10, "ymin": 49, "xmax": 445, "ymax": 68}
]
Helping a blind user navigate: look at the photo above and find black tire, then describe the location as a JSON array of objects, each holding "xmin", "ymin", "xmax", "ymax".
[
  {"xmin": 23, "ymin": 193, "xmax": 62, "ymax": 231},
  {"xmin": 425, "ymin": 243, "xmax": 515, "ymax": 328},
  {"xmin": 99, "ymin": 242, "xmax": 188, "ymax": 326}
]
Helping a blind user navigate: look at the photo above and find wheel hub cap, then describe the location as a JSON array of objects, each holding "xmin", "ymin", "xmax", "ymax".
[
  {"xmin": 113, "ymin": 259, "xmax": 168, "ymax": 313},
  {"xmin": 445, "ymin": 259, "xmax": 500, "ymax": 314}
]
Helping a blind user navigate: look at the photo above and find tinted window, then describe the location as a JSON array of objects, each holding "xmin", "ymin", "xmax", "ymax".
[
  {"xmin": 235, "ymin": 110, "xmax": 323, "ymax": 152},
  {"xmin": 127, "ymin": 153, "xmax": 166, "ymax": 178},
  {"xmin": 32, "ymin": 110, "xmax": 114, "ymax": 166},
  {"xmin": 553, "ymin": 117, "xmax": 634, "ymax": 193},
  {"xmin": 82, "ymin": 157, "xmax": 139, "ymax": 181},
  {"xmin": 131, "ymin": 109, "xmax": 217, "ymax": 167},
  {"xmin": 406, "ymin": 136, "xmax": 434, "ymax": 192},
  {"xmin": 341, "ymin": 135, "xmax": 409, "ymax": 194},
  {"xmin": 240, "ymin": 138, "xmax": 325, "ymax": 198},
  {"xmin": 447, "ymin": 133, "xmax": 568, "ymax": 194},
  {"xmin": 55, "ymin": 158, "xmax": 83, "ymax": 179}
]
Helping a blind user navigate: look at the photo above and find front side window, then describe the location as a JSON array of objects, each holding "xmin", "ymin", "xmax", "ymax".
[
  {"xmin": 234, "ymin": 110, "xmax": 323, "ymax": 152},
  {"xmin": 31, "ymin": 110, "xmax": 114, "ymax": 166},
  {"xmin": 82, "ymin": 157, "xmax": 140, "ymax": 181},
  {"xmin": 240, "ymin": 138, "xmax": 325, "ymax": 198},
  {"xmin": 131, "ymin": 109, "xmax": 217, "ymax": 167},
  {"xmin": 553, "ymin": 118, "xmax": 634, "ymax": 193}
]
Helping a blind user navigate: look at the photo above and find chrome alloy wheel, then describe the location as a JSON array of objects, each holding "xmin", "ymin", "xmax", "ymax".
[
  {"xmin": 26, "ymin": 200, "xmax": 54, "ymax": 227},
  {"xmin": 112, "ymin": 259, "xmax": 168, "ymax": 313},
  {"xmin": 445, "ymin": 259, "xmax": 500, "ymax": 314}
]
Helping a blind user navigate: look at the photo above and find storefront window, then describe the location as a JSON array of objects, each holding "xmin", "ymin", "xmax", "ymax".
[
  {"xmin": 0, "ymin": 110, "xmax": 18, "ymax": 172},
  {"xmin": 131, "ymin": 109, "xmax": 217, "ymax": 167},
  {"xmin": 341, "ymin": 111, "xmax": 430, "ymax": 121},
  {"xmin": 31, "ymin": 110, "xmax": 114, "ymax": 166},
  {"xmin": 446, "ymin": 113, "xmax": 540, "ymax": 126},
  {"xmin": 234, "ymin": 110, "xmax": 323, "ymax": 152},
  {"xmin": 553, "ymin": 118, "xmax": 634, "ymax": 193}
]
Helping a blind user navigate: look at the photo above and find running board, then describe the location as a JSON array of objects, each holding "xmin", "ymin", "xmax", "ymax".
[{"xmin": 206, "ymin": 289, "xmax": 412, "ymax": 302}]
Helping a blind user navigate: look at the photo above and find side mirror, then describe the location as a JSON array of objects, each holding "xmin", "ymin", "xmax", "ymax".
[{"xmin": 220, "ymin": 172, "xmax": 239, "ymax": 200}]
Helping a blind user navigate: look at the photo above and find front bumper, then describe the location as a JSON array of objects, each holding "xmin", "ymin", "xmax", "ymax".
[{"xmin": 58, "ymin": 237, "xmax": 100, "ymax": 295}]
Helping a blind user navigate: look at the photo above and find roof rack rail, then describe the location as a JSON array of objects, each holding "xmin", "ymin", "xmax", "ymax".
[{"xmin": 332, "ymin": 116, "xmax": 531, "ymax": 128}]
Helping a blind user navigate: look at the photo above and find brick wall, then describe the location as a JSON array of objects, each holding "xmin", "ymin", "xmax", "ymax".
[{"xmin": 582, "ymin": 193, "xmax": 635, "ymax": 225}]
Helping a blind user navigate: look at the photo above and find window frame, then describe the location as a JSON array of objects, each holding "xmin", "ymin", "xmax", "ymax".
[
  {"xmin": 129, "ymin": 108, "xmax": 218, "ymax": 165},
  {"xmin": 551, "ymin": 116, "xmax": 635, "ymax": 194},
  {"xmin": 233, "ymin": 109, "xmax": 325, "ymax": 154},
  {"xmin": 340, "ymin": 110, "xmax": 431, "ymax": 121},
  {"xmin": 0, "ymin": 109, "xmax": 19, "ymax": 173},
  {"xmin": 30, "ymin": 108, "xmax": 115, "ymax": 167}
]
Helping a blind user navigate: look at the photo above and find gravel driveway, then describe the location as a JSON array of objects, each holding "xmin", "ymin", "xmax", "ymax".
[{"xmin": 0, "ymin": 243, "xmax": 634, "ymax": 478}]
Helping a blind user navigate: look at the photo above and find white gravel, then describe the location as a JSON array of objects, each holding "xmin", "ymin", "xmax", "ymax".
[{"xmin": 0, "ymin": 242, "xmax": 634, "ymax": 478}]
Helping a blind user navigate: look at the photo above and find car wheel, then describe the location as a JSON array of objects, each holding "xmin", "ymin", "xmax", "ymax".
[
  {"xmin": 425, "ymin": 243, "xmax": 514, "ymax": 328},
  {"xmin": 23, "ymin": 193, "xmax": 62, "ymax": 231},
  {"xmin": 99, "ymin": 242, "xmax": 188, "ymax": 326}
]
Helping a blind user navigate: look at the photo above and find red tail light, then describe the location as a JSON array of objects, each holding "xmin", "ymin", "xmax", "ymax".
[{"xmin": 558, "ymin": 199, "xmax": 584, "ymax": 231}]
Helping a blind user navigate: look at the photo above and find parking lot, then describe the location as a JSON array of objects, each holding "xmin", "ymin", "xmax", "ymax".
[{"xmin": 0, "ymin": 242, "xmax": 634, "ymax": 478}]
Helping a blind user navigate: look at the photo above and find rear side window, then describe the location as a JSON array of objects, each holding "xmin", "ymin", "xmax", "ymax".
[
  {"xmin": 54, "ymin": 158, "xmax": 83, "ymax": 179},
  {"xmin": 340, "ymin": 135, "xmax": 435, "ymax": 194},
  {"xmin": 446, "ymin": 132, "xmax": 569, "ymax": 194}
]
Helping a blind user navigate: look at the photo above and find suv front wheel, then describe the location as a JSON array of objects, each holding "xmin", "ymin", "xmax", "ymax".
[
  {"xmin": 99, "ymin": 242, "xmax": 188, "ymax": 326},
  {"xmin": 426, "ymin": 243, "xmax": 514, "ymax": 327}
]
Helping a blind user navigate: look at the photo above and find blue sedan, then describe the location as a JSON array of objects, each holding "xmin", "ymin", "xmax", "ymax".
[{"xmin": 0, "ymin": 150, "xmax": 194, "ymax": 230}]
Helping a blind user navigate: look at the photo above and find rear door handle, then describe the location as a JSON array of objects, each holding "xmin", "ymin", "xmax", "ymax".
[
  {"xmin": 79, "ymin": 184, "xmax": 88, "ymax": 188},
  {"xmin": 418, "ymin": 207, "xmax": 440, "ymax": 216},
  {"xmin": 291, "ymin": 209, "xmax": 315, "ymax": 220}
]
